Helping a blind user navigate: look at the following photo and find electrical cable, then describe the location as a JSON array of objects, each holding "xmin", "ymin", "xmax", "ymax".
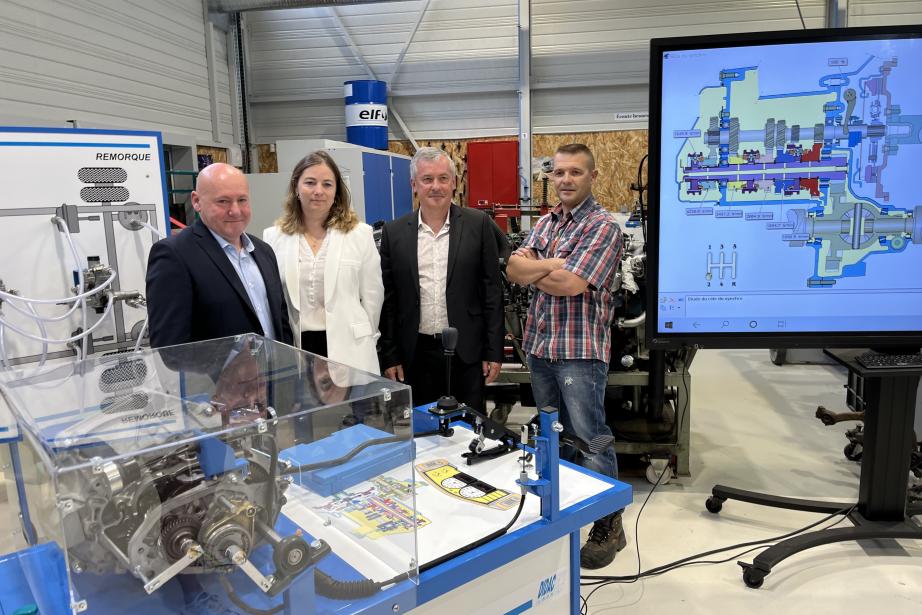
[
  {"xmin": 419, "ymin": 488, "xmax": 526, "ymax": 573},
  {"xmin": 578, "ymin": 506, "xmax": 858, "ymax": 615},
  {"xmin": 581, "ymin": 503, "xmax": 855, "ymax": 589},
  {"xmin": 574, "ymin": 353, "xmax": 697, "ymax": 612},
  {"xmin": 636, "ymin": 154, "xmax": 648, "ymax": 243},
  {"xmin": 313, "ymin": 489, "xmax": 528, "ymax": 600},
  {"xmin": 217, "ymin": 574, "xmax": 284, "ymax": 615}
]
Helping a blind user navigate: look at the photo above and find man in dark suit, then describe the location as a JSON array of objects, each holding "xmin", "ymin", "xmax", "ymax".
[
  {"xmin": 379, "ymin": 147, "xmax": 504, "ymax": 412},
  {"xmin": 146, "ymin": 163, "xmax": 292, "ymax": 348}
]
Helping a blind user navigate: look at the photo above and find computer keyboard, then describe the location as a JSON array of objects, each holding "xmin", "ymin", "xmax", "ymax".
[{"xmin": 855, "ymin": 352, "xmax": 922, "ymax": 369}]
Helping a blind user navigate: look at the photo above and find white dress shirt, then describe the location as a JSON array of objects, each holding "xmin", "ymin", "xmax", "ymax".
[
  {"xmin": 298, "ymin": 233, "xmax": 329, "ymax": 331},
  {"xmin": 417, "ymin": 213, "xmax": 451, "ymax": 335},
  {"xmin": 207, "ymin": 228, "xmax": 276, "ymax": 341}
]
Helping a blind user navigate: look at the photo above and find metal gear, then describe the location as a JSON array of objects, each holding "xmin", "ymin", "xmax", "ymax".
[
  {"xmin": 201, "ymin": 522, "xmax": 252, "ymax": 567},
  {"xmin": 160, "ymin": 514, "xmax": 202, "ymax": 562}
]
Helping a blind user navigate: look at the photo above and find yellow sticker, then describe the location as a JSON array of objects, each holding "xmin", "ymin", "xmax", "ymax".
[{"xmin": 415, "ymin": 458, "xmax": 521, "ymax": 511}]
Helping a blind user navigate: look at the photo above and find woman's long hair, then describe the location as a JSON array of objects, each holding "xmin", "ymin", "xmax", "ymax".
[{"xmin": 276, "ymin": 150, "xmax": 358, "ymax": 234}]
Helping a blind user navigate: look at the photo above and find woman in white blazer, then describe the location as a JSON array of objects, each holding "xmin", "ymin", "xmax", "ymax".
[{"xmin": 263, "ymin": 151, "xmax": 384, "ymax": 374}]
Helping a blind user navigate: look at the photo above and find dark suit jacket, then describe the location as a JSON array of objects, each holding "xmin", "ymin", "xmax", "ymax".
[
  {"xmin": 145, "ymin": 219, "xmax": 293, "ymax": 348},
  {"xmin": 379, "ymin": 204, "xmax": 504, "ymax": 368}
]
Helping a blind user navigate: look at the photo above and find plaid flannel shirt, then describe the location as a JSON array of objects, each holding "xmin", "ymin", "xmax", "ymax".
[{"xmin": 516, "ymin": 195, "xmax": 623, "ymax": 361}]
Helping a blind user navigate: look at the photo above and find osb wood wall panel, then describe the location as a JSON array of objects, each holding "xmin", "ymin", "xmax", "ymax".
[
  {"xmin": 389, "ymin": 130, "xmax": 648, "ymax": 212},
  {"xmin": 389, "ymin": 136, "xmax": 513, "ymax": 210},
  {"xmin": 256, "ymin": 144, "xmax": 279, "ymax": 174},
  {"xmin": 533, "ymin": 130, "xmax": 647, "ymax": 213},
  {"xmin": 197, "ymin": 146, "xmax": 227, "ymax": 164}
]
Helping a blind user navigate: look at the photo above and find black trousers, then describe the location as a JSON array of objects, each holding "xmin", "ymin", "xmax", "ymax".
[
  {"xmin": 406, "ymin": 333, "xmax": 485, "ymax": 411},
  {"xmin": 301, "ymin": 330, "xmax": 328, "ymax": 357}
]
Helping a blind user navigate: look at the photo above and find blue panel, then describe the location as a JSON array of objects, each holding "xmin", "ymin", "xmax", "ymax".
[
  {"xmin": 198, "ymin": 436, "xmax": 249, "ymax": 480},
  {"xmin": 280, "ymin": 424, "xmax": 414, "ymax": 496},
  {"xmin": 391, "ymin": 157, "xmax": 413, "ymax": 219},
  {"xmin": 0, "ymin": 544, "xmax": 70, "ymax": 615},
  {"xmin": 362, "ymin": 152, "xmax": 393, "ymax": 225}
]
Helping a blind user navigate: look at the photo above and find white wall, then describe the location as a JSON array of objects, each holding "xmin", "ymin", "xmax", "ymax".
[
  {"xmin": 245, "ymin": 0, "xmax": 836, "ymax": 142},
  {"xmin": 848, "ymin": 0, "xmax": 922, "ymax": 25},
  {"xmin": 4, "ymin": 0, "xmax": 917, "ymax": 145},
  {"xmin": 214, "ymin": 29, "xmax": 237, "ymax": 144},
  {"xmin": 0, "ymin": 0, "xmax": 235, "ymax": 145}
]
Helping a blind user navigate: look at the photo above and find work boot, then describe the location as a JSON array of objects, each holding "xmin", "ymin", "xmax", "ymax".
[{"xmin": 580, "ymin": 511, "xmax": 627, "ymax": 569}]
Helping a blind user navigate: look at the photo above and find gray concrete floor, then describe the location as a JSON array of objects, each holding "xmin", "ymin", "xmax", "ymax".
[{"xmin": 577, "ymin": 349, "xmax": 922, "ymax": 614}]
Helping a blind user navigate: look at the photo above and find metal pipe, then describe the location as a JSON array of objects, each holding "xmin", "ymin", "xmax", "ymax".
[
  {"xmin": 618, "ymin": 312, "xmax": 646, "ymax": 329},
  {"xmin": 391, "ymin": 0, "xmax": 431, "ymax": 86},
  {"xmin": 517, "ymin": 0, "xmax": 532, "ymax": 208}
]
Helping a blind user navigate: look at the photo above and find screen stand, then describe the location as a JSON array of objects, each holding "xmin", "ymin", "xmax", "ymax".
[{"xmin": 704, "ymin": 349, "xmax": 922, "ymax": 588}]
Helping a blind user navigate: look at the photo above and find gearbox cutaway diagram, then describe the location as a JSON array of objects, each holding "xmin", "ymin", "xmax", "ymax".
[{"xmin": 676, "ymin": 55, "xmax": 922, "ymax": 286}]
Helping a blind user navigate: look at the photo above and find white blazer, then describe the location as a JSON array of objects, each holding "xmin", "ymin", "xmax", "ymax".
[{"xmin": 263, "ymin": 223, "xmax": 384, "ymax": 374}]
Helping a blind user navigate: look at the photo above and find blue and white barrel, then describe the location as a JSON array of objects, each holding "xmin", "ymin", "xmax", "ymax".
[{"xmin": 344, "ymin": 80, "xmax": 389, "ymax": 150}]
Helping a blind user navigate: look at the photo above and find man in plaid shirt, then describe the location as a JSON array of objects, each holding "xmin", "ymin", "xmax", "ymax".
[{"xmin": 507, "ymin": 143, "xmax": 625, "ymax": 569}]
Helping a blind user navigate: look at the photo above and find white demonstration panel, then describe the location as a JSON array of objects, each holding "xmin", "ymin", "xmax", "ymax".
[{"xmin": 0, "ymin": 127, "xmax": 169, "ymax": 366}]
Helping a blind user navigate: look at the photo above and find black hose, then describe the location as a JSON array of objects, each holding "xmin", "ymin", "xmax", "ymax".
[
  {"xmin": 636, "ymin": 154, "xmax": 648, "ymax": 242},
  {"xmin": 314, "ymin": 569, "xmax": 382, "ymax": 599},
  {"xmin": 314, "ymin": 490, "xmax": 528, "ymax": 600},
  {"xmin": 218, "ymin": 574, "xmax": 284, "ymax": 615},
  {"xmin": 282, "ymin": 435, "xmax": 404, "ymax": 474},
  {"xmin": 419, "ymin": 488, "xmax": 526, "ymax": 573}
]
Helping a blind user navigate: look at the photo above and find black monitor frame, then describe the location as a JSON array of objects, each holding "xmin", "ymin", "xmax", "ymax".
[{"xmin": 645, "ymin": 25, "xmax": 922, "ymax": 350}]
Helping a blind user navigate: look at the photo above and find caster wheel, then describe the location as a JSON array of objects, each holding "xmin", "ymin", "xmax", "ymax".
[
  {"xmin": 646, "ymin": 460, "xmax": 673, "ymax": 485},
  {"xmin": 769, "ymin": 348, "xmax": 787, "ymax": 366},
  {"xmin": 844, "ymin": 442, "xmax": 862, "ymax": 462},
  {"xmin": 705, "ymin": 496, "xmax": 724, "ymax": 514},
  {"xmin": 743, "ymin": 568, "xmax": 765, "ymax": 589},
  {"xmin": 489, "ymin": 403, "xmax": 512, "ymax": 425},
  {"xmin": 815, "ymin": 406, "xmax": 836, "ymax": 426}
]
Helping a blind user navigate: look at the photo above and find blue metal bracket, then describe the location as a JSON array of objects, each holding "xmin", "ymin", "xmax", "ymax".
[{"xmin": 517, "ymin": 407, "xmax": 561, "ymax": 522}]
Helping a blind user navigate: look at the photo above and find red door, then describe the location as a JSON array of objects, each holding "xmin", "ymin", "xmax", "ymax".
[{"xmin": 467, "ymin": 140, "xmax": 519, "ymax": 207}]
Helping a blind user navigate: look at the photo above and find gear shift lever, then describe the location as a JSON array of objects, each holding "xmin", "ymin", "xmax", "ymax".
[{"xmin": 436, "ymin": 327, "xmax": 460, "ymax": 412}]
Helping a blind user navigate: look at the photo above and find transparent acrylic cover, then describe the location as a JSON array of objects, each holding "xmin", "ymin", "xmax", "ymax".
[{"xmin": 0, "ymin": 335, "xmax": 417, "ymax": 614}]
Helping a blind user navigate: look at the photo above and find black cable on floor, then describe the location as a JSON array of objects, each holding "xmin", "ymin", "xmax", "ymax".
[
  {"xmin": 578, "ymin": 504, "xmax": 856, "ymax": 612},
  {"xmin": 577, "ymin": 358, "xmax": 852, "ymax": 613}
]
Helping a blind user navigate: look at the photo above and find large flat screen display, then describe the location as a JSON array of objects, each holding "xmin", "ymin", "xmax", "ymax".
[{"xmin": 646, "ymin": 26, "xmax": 922, "ymax": 349}]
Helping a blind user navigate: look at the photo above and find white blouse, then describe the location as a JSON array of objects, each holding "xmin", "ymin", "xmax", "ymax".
[{"xmin": 298, "ymin": 233, "xmax": 330, "ymax": 331}]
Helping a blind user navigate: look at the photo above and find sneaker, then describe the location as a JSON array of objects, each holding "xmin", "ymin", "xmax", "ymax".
[{"xmin": 580, "ymin": 511, "xmax": 627, "ymax": 569}]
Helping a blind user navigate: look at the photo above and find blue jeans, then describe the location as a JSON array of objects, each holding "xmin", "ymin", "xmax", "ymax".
[{"xmin": 527, "ymin": 354, "xmax": 618, "ymax": 479}]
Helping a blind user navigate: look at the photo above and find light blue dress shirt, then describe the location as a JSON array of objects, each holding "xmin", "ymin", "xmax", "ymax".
[{"xmin": 208, "ymin": 229, "xmax": 277, "ymax": 341}]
